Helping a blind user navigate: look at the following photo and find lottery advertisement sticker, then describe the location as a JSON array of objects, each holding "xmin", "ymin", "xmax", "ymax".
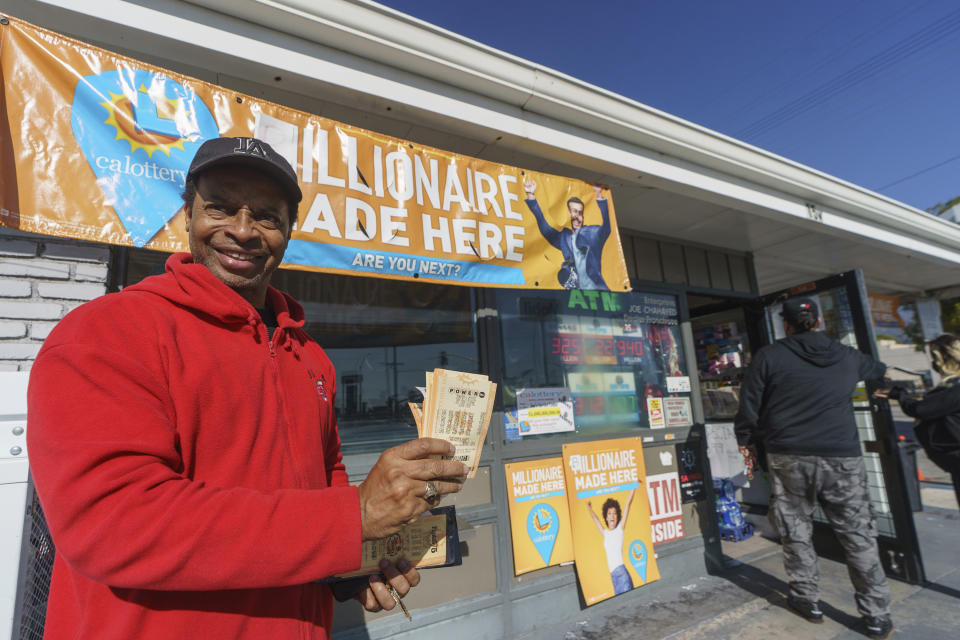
[
  {"xmin": 562, "ymin": 438, "xmax": 660, "ymax": 605},
  {"xmin": 504, "ymin": 458, "xmax": 574, "ymax": 575},
  {"xmin": 647, "ymin": 397, "xmax": 665, "ymax": 429}
]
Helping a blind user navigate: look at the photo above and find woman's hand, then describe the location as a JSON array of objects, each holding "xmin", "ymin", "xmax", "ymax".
[{"xmin": 873, "ymin": 385, "xmax": 903, "ymax": 400}]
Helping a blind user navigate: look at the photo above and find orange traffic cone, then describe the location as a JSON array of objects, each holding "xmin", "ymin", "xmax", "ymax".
[{"xmin": 918, "ymin": 469, "xmax": 930, "ymax": 482}]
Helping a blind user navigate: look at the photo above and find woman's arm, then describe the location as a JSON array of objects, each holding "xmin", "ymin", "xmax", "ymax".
[
  {"xmin": 890, "ymin": 385, "xmax": 960, "ymax": 421},
  {"xmin": 620, "ymin": 489, "xmax": 637, "ymax": 527},
  {"xmin": 586, "ymin": 500, "xmax": 604, "ymax": 533}
]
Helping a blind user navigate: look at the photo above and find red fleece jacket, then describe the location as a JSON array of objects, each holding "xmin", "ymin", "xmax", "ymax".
[{"xmin": 27, "ymin": 253, "xmax": 362, "ymax": 639}]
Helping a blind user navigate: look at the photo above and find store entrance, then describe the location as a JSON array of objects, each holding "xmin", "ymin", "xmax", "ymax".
[{"xmin": 689, "ymin": 269, "xmax": 925, "ymax": 585}]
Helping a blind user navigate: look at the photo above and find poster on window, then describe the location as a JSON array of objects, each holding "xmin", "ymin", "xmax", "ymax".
[
  {"xmin": 504, "ymin": 458, "xmax": 574, "ymax": 575},
  {"xmin": 867, "ymin": 293, "xmax": 905, "ymax": 328},
  {"xmin": 705, "ymin": 422, "xmax": 746, "ymax": 480},
  {"xmin": 675, "ymin": 442, "xmax": 707, "ymax": 503},
  {"xmin": 647, "ymin": 398, "xmax": 665, "ymax": 428},
  {"xmin": 516, "ymin": 387, "xmax": 575, "ymax": 436},
  {"xmin": 0, "ymin": 15, "xmax": 630, "ymax": 291},
  {"xmin": 561, "ymin": 438, "xmax": 660, "ymax": 605},
  {"xmin": 646, "ymin": 472, "xmax": 685, "ymax": 545},
  {"xmin": 663, "ymin": 397, "xmax": 693, "ymax": 428}
]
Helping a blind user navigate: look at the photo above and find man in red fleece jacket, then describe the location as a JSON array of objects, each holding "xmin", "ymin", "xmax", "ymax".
[{"xmin": 27, "ymin": 136, "xmax": 467, "ymax": 639}]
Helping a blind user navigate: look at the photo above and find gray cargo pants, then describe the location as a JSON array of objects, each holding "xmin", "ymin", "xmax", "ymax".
[{"xmin": 767, "ymin": 453, "xmax": 891, "ymax": 618}]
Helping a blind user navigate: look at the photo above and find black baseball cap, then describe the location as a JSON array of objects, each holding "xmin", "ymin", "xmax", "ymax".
[
  {"xmin": 186, "ymin": 136, "xmax": 302, "ymax": 204},
  {"xmin": 780, "ymin": 297, "xmax": 820, "ymax": 324}
]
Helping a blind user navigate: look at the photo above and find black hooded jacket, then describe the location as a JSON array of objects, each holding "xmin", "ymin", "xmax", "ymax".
[
  {"xmin": 734, "ymin": 330, "xmax": 887, "ymax": 457},
  {"xmin": 890, "ymin": 380, "xmax": 960, "ymax": 468}
]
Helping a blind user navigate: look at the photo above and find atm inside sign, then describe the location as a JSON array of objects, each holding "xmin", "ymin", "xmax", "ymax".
[{"xmin": 646, "ymin": 472, "xmax": 684, "ymax": 545}]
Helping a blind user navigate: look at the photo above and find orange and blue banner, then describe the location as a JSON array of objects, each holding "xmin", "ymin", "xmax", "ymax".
[{"xmin": 0, "ymin": 16, "xmax": 630, "ymax": 290}]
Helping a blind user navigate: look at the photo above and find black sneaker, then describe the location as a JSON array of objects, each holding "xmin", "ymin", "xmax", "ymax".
[
  {"xmin": 863, "ymin": 615, "xmax": 893, "ymax": 639},
  {"xmin": 787, "ymin": 595, "xmax": 824, "ymax": 623}
]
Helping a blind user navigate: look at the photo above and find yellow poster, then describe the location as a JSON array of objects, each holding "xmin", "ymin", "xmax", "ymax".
[
  {"xmin": 0, "ymin": 15, "xmax": 630, "ymax": 291},
  {"xmin": 504, "ymin": 458, "xmax": 574, "ymax": 575},
  {"xmin": 562, "ymin": 438, "xmax": 659, "ymax": 605},
  {"xmin": 867, "ymin": 293, "xmax": 905, "ymax": 329}
]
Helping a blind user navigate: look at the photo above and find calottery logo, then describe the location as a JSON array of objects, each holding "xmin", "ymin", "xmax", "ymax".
[
  {"xmin": 628, "ymin": 539, "xmax": 648, "ymax": 583},
  {"xmin": 532, "ymin": 506, "xmax": 552, "ymax": 533},
  {"xmin": 70, "ymin": 69, "xmax": 218, "ymax": 246},
  {"xmin": 526, "ymin": 503, "xmax": 559, "ymax": 564}
]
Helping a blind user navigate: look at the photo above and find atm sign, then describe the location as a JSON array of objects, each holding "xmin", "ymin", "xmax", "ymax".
[{"xmin": 646, "ymin": 472, "xmax": 684, "ymax": 545}]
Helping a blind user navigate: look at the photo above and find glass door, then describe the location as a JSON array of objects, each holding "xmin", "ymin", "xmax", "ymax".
[{"xmin": 756, "ymin": 270, "xmax": 924, "ymax": 584}]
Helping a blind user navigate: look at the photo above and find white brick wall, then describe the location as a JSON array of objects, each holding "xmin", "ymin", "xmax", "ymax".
[
  {"xmin": 0, "ymin": 321, "xmax": 28, "ymax": 338},
  {"xmin": 36, "ymin": 282, "xmax": 106, "ymax": 300},
  {"xmin": 0, "ymin": 229, "xmax": 112, "ymax": 371},
  {"xmin": 0, "ymin": 280, "xmax": 31, "ymax": 297}
]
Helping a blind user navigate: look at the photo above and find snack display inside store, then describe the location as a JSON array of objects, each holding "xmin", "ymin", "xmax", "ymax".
[{"xmin": 693, "ymin": 311, "xmax": 751, "ymax": 420}]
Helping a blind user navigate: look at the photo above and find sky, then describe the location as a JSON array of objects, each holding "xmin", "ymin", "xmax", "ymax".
[{"xmin": 374, "ymin": 0, "xmax": 960, "ymax": 213}]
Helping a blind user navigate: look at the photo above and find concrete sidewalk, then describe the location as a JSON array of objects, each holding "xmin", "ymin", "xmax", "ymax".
[{"xmin": 525, "ymin": 487, "xmax": 959, "ymax": 639}]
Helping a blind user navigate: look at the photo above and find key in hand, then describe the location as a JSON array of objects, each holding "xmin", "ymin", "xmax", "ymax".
[{"xmin": 385, "ymin": 583, "xmax": 412, "ymax": 621}]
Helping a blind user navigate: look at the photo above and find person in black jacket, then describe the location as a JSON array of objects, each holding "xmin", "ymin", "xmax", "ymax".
[
  {"xmin": 875, "ymin": 333, "xmax": 960, "ymax": 507},
  {"xmin": 735, "ymin": 297, "xmax": 893, "ymax": 639}
]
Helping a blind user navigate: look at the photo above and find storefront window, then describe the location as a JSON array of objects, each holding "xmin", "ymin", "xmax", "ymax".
[
  {"xmin": 495, "ymin": 288, "xmax": 688, "ymax": 439},
  {"xmin": 271, "ymin": 270, "xmax": 480, "ymax": 456},
  {"xmin": 768, "ymin": 287, "xmax": 857, "ymax": 346},
  {"xmin": 693, "ymin": 286, "xmax": 858, "ymax": 422},
  {"xmin": 693, "ymin": 309, "xmax": 751, "ymax": 421}
]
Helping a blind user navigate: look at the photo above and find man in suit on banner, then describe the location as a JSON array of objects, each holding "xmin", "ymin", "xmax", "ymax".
[{"xmin": 523, "ymin": 180, "xmax": 611, "ymax": 290}]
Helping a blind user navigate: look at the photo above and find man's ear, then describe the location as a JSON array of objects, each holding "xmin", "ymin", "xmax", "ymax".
[{"xmin": 183, "ymin": 203, "xmax": 193, "ymax": 232}]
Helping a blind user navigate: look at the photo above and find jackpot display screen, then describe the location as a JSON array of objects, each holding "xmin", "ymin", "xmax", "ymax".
[{"xmin": 497, "ymin": 289, "xmax": 688, "ymax": 436}]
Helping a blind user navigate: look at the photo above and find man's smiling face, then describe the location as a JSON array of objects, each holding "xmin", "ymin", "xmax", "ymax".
[
  {"xmin": 567, "ymin": 201, "xmax": 584, "ymax": 229},
  {"xmin": 184, "ymin": 165, "xmax": 291, "ymax": 307}
]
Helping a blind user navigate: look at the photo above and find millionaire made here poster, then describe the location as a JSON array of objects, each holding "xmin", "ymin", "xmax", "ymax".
[
  {"xmin": 562, "ymin": 437, "xmax": 660, "ymax": 605},
  {"xmin": 504, "ymin": 457, "xmax": 574, "ymax": 575}
]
